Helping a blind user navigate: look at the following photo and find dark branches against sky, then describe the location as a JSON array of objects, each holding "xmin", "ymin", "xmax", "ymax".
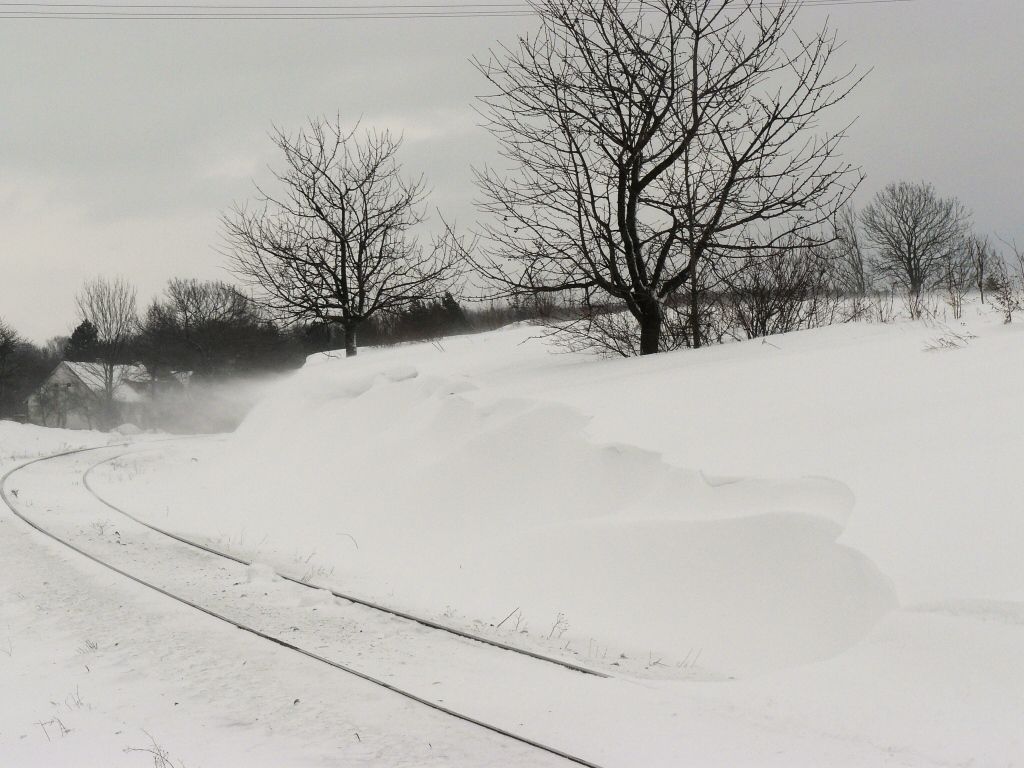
[
  {"xmin": 222, "ymin": 117, "xmax": 461, "ymax": 356},
  {"xmin": 468, "ymin": 0, "xmax": 863, "ymax": 354}
]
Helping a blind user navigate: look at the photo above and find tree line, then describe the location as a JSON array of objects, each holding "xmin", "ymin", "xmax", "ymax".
[
  {"xmin": 0, "ymin": 277, "xmax": 491, "ymax": 426},
  {"xmin": 218, "ymin": 0, "xmax": 1022, "ymax": 360},
  {"xmin": 5, "ymin": 0, "xmax": 1022, "ymax": 423},
  {"xmin": 658, "ymin": 182, "xmax": 1023, "ymax": 354}
]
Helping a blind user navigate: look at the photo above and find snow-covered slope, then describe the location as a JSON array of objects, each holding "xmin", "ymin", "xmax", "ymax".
[
  {"xmin": 96, "ymin": 304, "xmax": 1022, "ymax": 676},
  {"xmin": 39, "ymin": 301, "xmax": 1024, "ymax": 764}
]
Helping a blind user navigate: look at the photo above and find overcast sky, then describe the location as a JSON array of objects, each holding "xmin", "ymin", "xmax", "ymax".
[{"xmin": 1, "ymin": 0, "xmax": 1021, "ymax": 341}]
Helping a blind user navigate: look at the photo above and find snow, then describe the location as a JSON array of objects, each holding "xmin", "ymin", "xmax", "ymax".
[
  {"xmin": 89, "ymin": 320, "xmax": 976, "ymax": 674},
  {"xmin": 6, "ymin": 298, "xmax": 1024, "ymax": 765},
  {"xmin": 0, "ymin": 419, "xmax": 112, "ymax": 459},
  {"xmin": 0, "ymin": 427, "xmax": 569, "ymax": 767}
]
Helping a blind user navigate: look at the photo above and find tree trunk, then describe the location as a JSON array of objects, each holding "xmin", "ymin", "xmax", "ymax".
[
  {"xmin": 689, "ymin": 276, "xmax": 702, "ymax": 349},
  {"xmin": 344, "ymin": 324, "xmax": 358, "ymax": 357},
  {"xmin": 638, "ymin": 303, "xmax": 662, "ymax": 355},
  {"xmin": 909, "ymin": 281, "xmax": 923, "ymax": 319}
]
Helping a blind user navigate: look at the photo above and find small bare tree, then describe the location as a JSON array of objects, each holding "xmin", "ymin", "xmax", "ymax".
[
  {"xmin": 827, "ymin": 205, "xmax": 873, "ymax": 320},
  {"xmin": 549, "ymin": 300, "xmax": 644, "ymax": 357},
  {"xmin": 991, "ymin": 262, "xmax": 1020, "ymax": 324},
  {"xmin": 941, "ymin": 246, "xmax": 975, "ymax": 320},
  {"xmin": 992, "ymin": 239, "xmax": 1024, "ymax": 324},
  {"xmin": 224, "ymin": 117, "xmax": 460, "ymax": 357},
  {"xmin": 861, "ymin": 181, "xmax": 971, "ymax": 318},
  {"xmin": 75, "ymin": 276, "xmax": 138, "ymax": 428},
  {"xmin": 720, "ymin": 242, "xmax": 836, "ymax": 339},
  {"xmin": 835, "ymin": 206, "xmax": 871, "ymax": 293},
  {"xmin": 468, "ymin": 0, "xmax": 862, "ymax": 355},
  {"xmin": 968, "ymin": 235, "xmax": 994, "ymax": 304}
]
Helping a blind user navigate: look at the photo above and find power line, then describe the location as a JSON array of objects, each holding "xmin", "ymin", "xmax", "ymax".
[
  {"xmin": 0, "ymin": 0, "xmax": 918, "ymax": 20},
  {"xmin": 0, "ymin": 0, "xmax": 913, "ymax": 5}
]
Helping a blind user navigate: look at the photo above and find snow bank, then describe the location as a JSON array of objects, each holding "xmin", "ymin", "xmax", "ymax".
[
  {"xmin": 130, "ymin": 326, "xmax": 902, "ymax": 674},
  {"xmin": 0, "ymin": 420, "xmax": 112, "ymax": 461},
  {"xmin": 44, "ymin": 303, "xmax": 1024, "ymax": 763}
]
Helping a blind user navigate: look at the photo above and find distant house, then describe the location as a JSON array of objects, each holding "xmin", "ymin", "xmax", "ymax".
[{"xmin": 27, "ymin": 361, "xmax": 153, "ymax": 430}]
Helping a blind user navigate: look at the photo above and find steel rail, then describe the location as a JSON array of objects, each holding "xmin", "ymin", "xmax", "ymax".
[
  {"xmin": 82, "ymin": 445, "xmax": 609, "ymax": 678},
  {"xmin": 1, "ymin": 444, "xmax": 609, "ymax": 768}
]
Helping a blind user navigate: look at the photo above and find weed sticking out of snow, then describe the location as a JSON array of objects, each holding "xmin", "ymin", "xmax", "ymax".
[
  {"xmin": 35, "ymin": 717, "xmax": 71, "ymax": 742},
  {"xmin": 76, "ymin": 639, "xmax": 99, "ymax": 655},
  {"xmin": 124, "ymin": 732, "xmax": 187, "ymax": 768}
]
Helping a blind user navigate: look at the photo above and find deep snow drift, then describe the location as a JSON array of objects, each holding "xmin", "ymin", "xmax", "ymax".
[
  {"xmin": 14, "ymin": 301, "xmax": 1024, "ymax": 765},
  {"xmin": 95, "ymin": 304, "xmax": 1022, "ymax": 680}
]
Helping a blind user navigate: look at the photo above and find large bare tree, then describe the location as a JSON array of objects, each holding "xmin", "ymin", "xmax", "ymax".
[
  {"xmin": 223, "ymin": 118, "xmax": 460, "ymax": 357},
  {"xmin": 468, "ymin": 0, "xmax": 862, "ymax": 354},
  {"xmin": 75, "ymin": 276, "xmax": 138, "ymax": 427},
  {"xmin": 861, "ymin": 181, "xmax": 971, "ymax": 317}
]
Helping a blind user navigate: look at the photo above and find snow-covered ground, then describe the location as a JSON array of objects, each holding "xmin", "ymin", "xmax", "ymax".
[
  {"xmin": 5, "ymin": 300, "xmax": 1024, "ymax": 766},
  {"xmin": 0, "ymin": 425, "xmax": 572, "ymax": 767}
]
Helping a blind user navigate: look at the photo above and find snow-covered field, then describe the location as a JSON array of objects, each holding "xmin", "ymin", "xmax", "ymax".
[
  {"xmin": 5, "ymin": 301, "xmax": 1024, "ymax": 766},
  {"xmin": 0, "ymin": 425, "xmax": 572, "ymax": 767}
]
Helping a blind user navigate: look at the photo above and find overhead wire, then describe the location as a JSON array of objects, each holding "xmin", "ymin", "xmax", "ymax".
[{"xmin": 0, "ymin": 0, "xmax": 919, "ymax": 21}]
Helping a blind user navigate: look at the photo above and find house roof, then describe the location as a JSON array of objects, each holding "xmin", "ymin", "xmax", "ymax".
[{"xmin": 62, "ymin": 361, "xmax": 150, "ymax": 403}]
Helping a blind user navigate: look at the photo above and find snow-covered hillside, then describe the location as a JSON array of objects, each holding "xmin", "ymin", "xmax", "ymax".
[{"xmin": 45, "ymin": 304, "xmax": 1024, "ymax": 764}]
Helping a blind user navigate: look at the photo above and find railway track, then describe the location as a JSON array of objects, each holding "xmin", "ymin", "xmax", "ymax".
[
  {"xmin": 1, "ymin": 443, "xmax": 609, "ymax": 768},
  {"xmin": 81, "ymin": 444, "xmax": 609, "ymax": 679}
]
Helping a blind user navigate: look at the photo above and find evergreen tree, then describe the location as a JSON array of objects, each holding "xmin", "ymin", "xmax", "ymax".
[
  {"xmin": 66, "ymin": 319, "xmax": 99, "ymax": 362},
  {"xmin": 441, "ymin": 292, "xmax": 469, "ymax": 332}
]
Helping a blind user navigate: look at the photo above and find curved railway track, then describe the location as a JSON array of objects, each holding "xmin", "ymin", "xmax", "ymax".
[
  {"xmin": 1, "ymin": 443, "xmax": 609, "ymax": 768},
  {"xmin": 81, "ymin": 444, "xmax": 609, "ymax": 679}
]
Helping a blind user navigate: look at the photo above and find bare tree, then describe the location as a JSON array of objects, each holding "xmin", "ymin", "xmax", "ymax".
[
  {"xmin": 832, "ymin": 205, "xmax": 871, "ymax": 295},
  {"xmin": 141, "ymin": 279, "xmax": 261, "ymax": 375},
  {"xmin": 44, "ymin": 336, "xmax": 69, "ymax": 360},
  {"xmin": 861, "ymin": 181, "xmax": 971, "ymax": 318},
  {"xmin": 941, "ymin": 246, "xmax": 975, "ymax": 320},
  {"xmin": 824, "ymin": 204, "xmax": 874, "ymax": 320},
  {"xmin": 992, "ymin": 238, "xmax": 1024, "ymax": 324},
  {"xmin": 75, "ymin": 276, "xmax": 138, "ymax": 428},
  {"xmin": 161, "ymin": 278, "xmax": 253, "ymax": 328},
  {"xmin": 991, "ymin": 262, "xmax": 1020, "ymax": 324},
  {"xmin": 224, "ymin": 117, "xmax": 460, "ymax": 357},
  {"xmin": 467, "ymin": 0, "xmax": 862, "ymax": 355},
  {"xmin": 968, "ymin": 235, "xmax": 994, "ymax": 304},
  {"xmin": 720, "ymin": 241, "xmax": 836, "ymax": 339}
]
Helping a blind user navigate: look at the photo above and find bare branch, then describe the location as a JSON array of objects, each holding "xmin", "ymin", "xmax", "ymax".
[
  {"xmin": 223, "ymin": 116, "xmax": 461, "ymax": 356},
  {"xmin": 469, "ymin": 0, "xmax": 862, "ymax": 354}
]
